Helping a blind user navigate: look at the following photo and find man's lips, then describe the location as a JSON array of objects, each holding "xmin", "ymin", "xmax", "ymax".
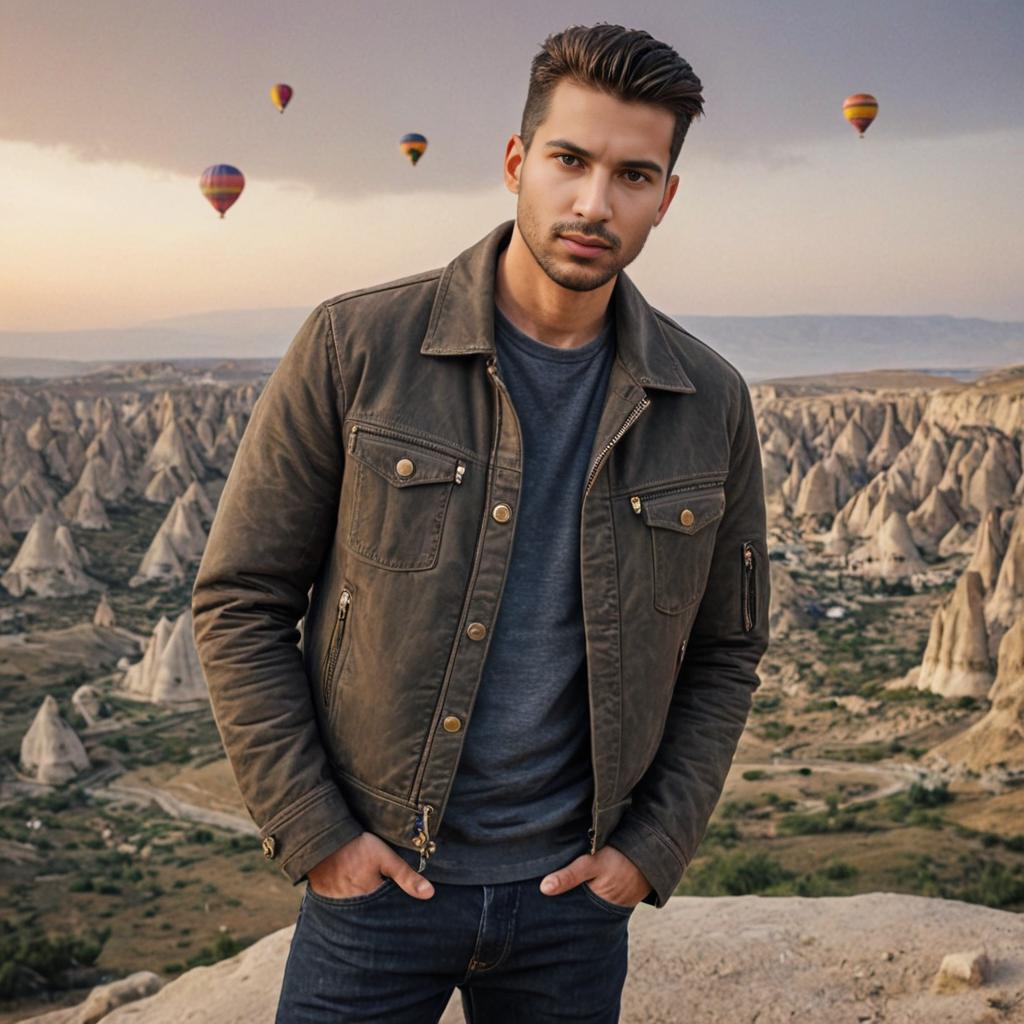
[{"xmin": 558, "ymin": 234, "xmax": 611, "ymax": 258}]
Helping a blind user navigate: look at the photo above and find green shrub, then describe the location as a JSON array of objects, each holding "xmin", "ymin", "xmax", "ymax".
[
  {"xmin": 721, "ymin": 800, "xmax": 758, "ymax": 820},
  {"xmin": 758, "ymin": 721, "xmax": 794, "ymax": 740},
  {"xmin": 778, "ymin": 809, "xmax": 870, "ymax": 836},
  {"xmin": 0, "ymin": 922, "xmax": 110, "ymax": 998},
  {"xmin": 820, "ymin": 861, "xmax": 858, "ymax": 880},
  {"xmin": 703, "ymin": 820, "xmax": 741, "ymax": 847},
  {"xmin": 680, "ymin": 851, "xmax": 794, "ymax": 896}
]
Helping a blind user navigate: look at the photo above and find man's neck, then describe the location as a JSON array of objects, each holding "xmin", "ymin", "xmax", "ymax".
[{"xmin": 494, "ymin": 224, "xmax": 614, "ymax": 350}]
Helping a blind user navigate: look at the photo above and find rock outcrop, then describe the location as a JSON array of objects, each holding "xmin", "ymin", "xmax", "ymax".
[
  {"xmin": 121, "ymin": 609, "xmax": 207, "ymax": 704},
  {"xmin": 0, "ymin": 509, "xmax": 99, "ymax": 598},
  {"xmin": 19, "ymin": 694, "xmax": 91, "ymax": 784},
  {"xmin": 25, "ymin": 893, "xmax": 1024, "ymax": 1024},
  {"xmin": 932, "ymin": 617, "xmax": 1024, "ymax": 770},
  {"xmin": 907, "ymin": 571, "xmax": 994, "ymax": 698}
]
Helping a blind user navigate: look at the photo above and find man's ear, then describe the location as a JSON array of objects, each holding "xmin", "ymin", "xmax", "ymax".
[{"xmin": 504, "ymin": 135, "xmax": 525, "ymax": 194}]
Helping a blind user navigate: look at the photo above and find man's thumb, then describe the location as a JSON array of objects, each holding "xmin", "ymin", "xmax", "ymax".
[
  {"xmin": 540, "ymin": 854, "xmax": 593, "ymax": 895},
  {"xmin": 383, "ymin": 854, "xmax": 435, "ymax": 900}
]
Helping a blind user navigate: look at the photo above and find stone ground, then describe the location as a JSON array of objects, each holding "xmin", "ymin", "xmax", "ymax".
[{"xmin": 20, "ymin": 892, "xmax": 1024, "ymax": 1024}]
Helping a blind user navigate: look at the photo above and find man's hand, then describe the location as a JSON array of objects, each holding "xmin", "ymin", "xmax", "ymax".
[
  {"xmin": 306, "ymin": 832, "xmax": 435, "ymax": 900},
  {"xmin": 539, "ymin": 845, "xmax": 651, "ymax": 908}
]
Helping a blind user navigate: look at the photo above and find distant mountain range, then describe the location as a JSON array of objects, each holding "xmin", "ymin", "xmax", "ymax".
[{"xmin": 1, "ymin": 309, "xmax": 1021, "ymax": 381}]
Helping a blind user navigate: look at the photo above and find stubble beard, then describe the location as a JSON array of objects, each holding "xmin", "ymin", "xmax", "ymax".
[{"xmin": 515, "ymin": 196, "xmax": 648, "ymax": 294}]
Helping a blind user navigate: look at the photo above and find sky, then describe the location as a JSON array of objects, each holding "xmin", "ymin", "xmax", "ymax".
[{"xmin": 1, "ymin": 0, "xmax": 1023, "ymax": 340}]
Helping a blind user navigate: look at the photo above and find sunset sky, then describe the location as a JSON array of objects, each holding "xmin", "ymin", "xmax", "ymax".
[{"xmin": 2, "ymin": 0, "xmax": 1022, "ymax": 341}]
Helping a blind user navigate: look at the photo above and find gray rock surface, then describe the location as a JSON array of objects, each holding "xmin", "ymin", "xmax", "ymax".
[{"xmin": 26, "ymin": 892, "xmax": 1023, "ymax": 1024}]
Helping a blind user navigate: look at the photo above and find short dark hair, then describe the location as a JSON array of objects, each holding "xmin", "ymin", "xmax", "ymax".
[{"xmin": 520, "ymin": 23, "xmax": 704, "ymax": 178}]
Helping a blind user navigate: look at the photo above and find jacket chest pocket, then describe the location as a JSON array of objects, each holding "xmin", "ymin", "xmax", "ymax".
[
  {"xmin": 346, "ymin": 425, "xmax": 466, "ymax": 571},
  {"xmin": 633, "ymin": 482, "xmax": 726, "ymax": 615}
]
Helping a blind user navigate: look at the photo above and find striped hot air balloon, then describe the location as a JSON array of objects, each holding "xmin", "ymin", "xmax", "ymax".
[
  {"xmin": 199, "ymin": 164, "xmax": 245, "ymax": 219},
  {"xmin": 270, "ymin": 83, "xmax": 293, "ymax": 113},
  {"xmin": 843, "ymin": 93, "xmax": 878, "ymax": 137},
  {"xmin": 399, "ymin": 132, "xmax": 428, "ymax": 166}
]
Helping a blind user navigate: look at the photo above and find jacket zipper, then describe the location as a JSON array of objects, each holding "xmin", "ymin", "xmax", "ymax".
[
  {"xmin": 408, "ymin": 358, "xmax": 521, "ymax": 867},
  {"xmin": 741, "ymin": 542, "xmax": 756, "ymax": 631},
  {"xmin": 582, "ymin": 397, "xmax": 651, "ymax": 504},
  {"xmin": 348, "ymin": 422, "xmax": 469, "ymax": 483},
  {"xmin": 321, "ymin": 588, "xmax": 351, "ymax": 710},
  {"xmin": 628, "ymin": 475, "xmax": 727, "ymax": 515},
  {"xmin": 580, "ymin": 390, "xmax": 652, "ymax": 854}
]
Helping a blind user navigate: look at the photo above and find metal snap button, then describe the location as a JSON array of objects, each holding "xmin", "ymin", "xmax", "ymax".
[
  {"xmin": 679, "ymin": 508, "xmax": 695, "ymax": 527},
  {"xmin": 491, "ymin": 503, "xmax": 512, "ymax": 523},
  {"xmin": 442, "ymin": 715, "xmax": 462, "ymax": 733},
  {"xmin": 396, "ymin": 458, "xmax": 415, "ymax": 477},
  {"xmin": 466, "ymin": 622, "xmax": 487, "ymax": 641}
]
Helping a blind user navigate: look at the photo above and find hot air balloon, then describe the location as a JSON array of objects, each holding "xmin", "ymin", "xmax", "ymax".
[
  {"xmin": 399, "ymin": 133, "xmax": 428, "ymax": 166},
  {"xmin": 199, "ymin": 164, "xmax": 245, "ymax": 219},
  {"xmin": 843, "ymin": 93, "xmax": 878, "ymax": 137},
  {"xmin": 270, "ymin": 83, "xmax": 293, "ymax": 114}
]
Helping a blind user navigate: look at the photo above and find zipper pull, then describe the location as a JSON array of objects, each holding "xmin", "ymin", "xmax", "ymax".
[
  {"xmin": 412, "ymin": 803, "xmax": 436, "ymax": 871},
  {"xmin": 587, "ymin": 824, "xmax": 597, "ymax": 855},
  {"xmin": 348, "ymin": 424, "xmax": 359, "ymax": 453},
  {"xmin": 630, "ymin": 495, "xmax": 641, "ymax": 514},
  {"xmin": 455, "ymin": 462, "xmax": 466, "ymax": 485},
  {"xmin": 339, "ymin": 588, "xmax": 351, "ymax": 619}
]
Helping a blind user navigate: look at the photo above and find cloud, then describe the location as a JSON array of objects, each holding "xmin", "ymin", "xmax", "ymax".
[{"xmin": 2, "ymin": 0, "xmax": 1021, "ymax": 199}]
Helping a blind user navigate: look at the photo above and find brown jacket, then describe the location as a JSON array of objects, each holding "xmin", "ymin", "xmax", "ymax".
[{"xmin": 191, "ymin": 220, "xmax": 770, "ymax": 907}]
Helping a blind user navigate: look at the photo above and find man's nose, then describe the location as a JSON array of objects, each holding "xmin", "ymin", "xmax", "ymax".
[{"xmin": 572, "ymin": 170, "xmax": 613, "ymax": 224}]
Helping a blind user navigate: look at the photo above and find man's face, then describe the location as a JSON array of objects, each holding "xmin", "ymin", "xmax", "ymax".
[{"xmin": 508, "ymin": 79, "xmax": 679, "ymax": 292}]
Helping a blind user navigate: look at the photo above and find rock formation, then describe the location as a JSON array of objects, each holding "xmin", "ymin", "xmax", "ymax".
[
  {"xmin": 907, "ymin": 571, "xmax": 994, "ymax": 698},
  {"xmin": 932, "ymin": 617, "xmax": 1024, "ymax": 770},
  {"xmin": 93, "ymin": 592, "xmax": 117, "ymax": 627},
  {"xmin": 121, "ymin": 609, "xmax": 207, "ymax": 703},
  {"xmin": 19, "ymin": 694, "xmax": 91, "ymax": 783},
  {"xmin": 846, "ymin": 511, "xmax": 926, "ymax": 579},
  {"xmin": 71, "ymin": 684, "xmax": 105, "ymax": 727},
  {"xmin": 0, "ymin": 509, "xmax": 99, "ymax": 598}
]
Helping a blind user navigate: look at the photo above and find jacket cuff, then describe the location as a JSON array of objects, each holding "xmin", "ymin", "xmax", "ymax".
[
  {"xmin": 258, "ymin": 780, "xmax": 365, "ymax": 885},
  {"xmin": 606, "ymin": 812, "xmax": 687, "ymax": 909}
]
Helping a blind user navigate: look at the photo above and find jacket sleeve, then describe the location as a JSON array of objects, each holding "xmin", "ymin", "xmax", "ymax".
[
  {"xmin": 607, "ymin": 373, "xmax": 770, "ymax": 907},
  {"xmin": 191, "ymin": 303, "xmax": 365, "ymax": 884}
]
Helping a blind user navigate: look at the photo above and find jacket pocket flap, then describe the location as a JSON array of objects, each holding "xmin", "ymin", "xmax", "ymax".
[
  {"xmin": 349, "ymin": 430, "xmax": 460, "ymax": 487},
  {"xmin": 641, "ymin": 486, "xmax": 725, "ymax": 535}
]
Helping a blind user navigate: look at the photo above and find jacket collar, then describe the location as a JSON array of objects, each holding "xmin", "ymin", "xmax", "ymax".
[{"xmin": 421, "ymin": 220, "xmax": 696, "ymax": 394}]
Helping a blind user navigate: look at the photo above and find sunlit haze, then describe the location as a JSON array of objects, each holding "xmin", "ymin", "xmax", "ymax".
[{"xmin": 2, "ymin": 0, "xmax": 1022, "ymax": 343}]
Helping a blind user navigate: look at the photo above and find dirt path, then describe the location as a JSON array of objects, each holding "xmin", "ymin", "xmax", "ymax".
[{"xmin": 737, "ymin": 757, "xmax": 936, "ymax": 813}]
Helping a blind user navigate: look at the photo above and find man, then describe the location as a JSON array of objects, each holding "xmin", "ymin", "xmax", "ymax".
[{"xmin": 192, "ymin": 22, "xmax": 769, "ymax": 1024}]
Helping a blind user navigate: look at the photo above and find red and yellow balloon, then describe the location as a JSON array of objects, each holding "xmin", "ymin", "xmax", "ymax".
[
  {"xmin": 843, "ymin": 93, "xmax": 878, "ymax": 138},
  {"xmin": 199, "ymin": 164, "xmax": 245, "ymax": 219},
  {"xmin": 270, "ymin": 83, "xmax": 293, "ymax": 114}
]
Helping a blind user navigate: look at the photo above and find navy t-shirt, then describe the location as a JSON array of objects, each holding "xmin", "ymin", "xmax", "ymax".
[{"xmin": 390, "ymin": 302, "xmax": 616, "ymax": 882}]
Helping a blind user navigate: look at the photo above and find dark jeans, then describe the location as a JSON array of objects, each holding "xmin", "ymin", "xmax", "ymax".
[{"xmin": 274, "ymin": 872, "xmax": 633, "ymax": 1023}]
